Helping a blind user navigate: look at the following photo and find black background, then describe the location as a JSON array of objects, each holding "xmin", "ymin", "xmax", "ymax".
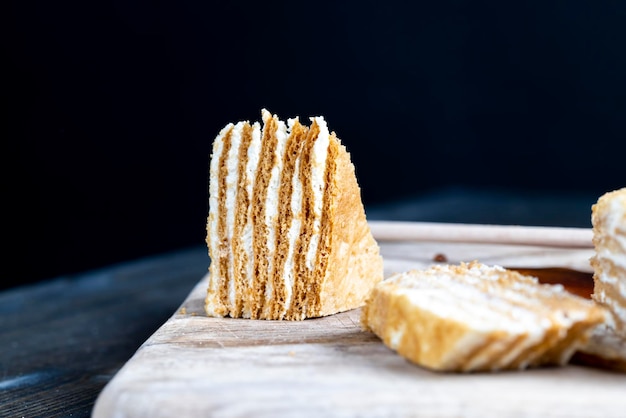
[{"xmin": 5, "ymin": 1, "xmax": 626, "ymax": 290}]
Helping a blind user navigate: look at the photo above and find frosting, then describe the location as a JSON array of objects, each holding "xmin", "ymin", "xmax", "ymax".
[
  {"xmin": 224, "ymin": 122, "xmax": 244, "ymax": 309},
  {"xmin": 306, "ymin": 116, "xmax": 329, "ymax": 270},
  {"xmin": 282, "ymin": 124, "xmax": 303, "ymax": 317},
  {"xmin": 206, "ymin": 123, "xmax": 231, "ymax": 315},
  {"xmin": 261, "ymin": 110, "xmax": 290, "ymax": 314}
]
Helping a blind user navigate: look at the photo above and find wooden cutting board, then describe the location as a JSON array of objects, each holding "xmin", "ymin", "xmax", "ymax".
[{"xmin": 93, "ymin": 223, "xmax": 626, "ymax": 418}]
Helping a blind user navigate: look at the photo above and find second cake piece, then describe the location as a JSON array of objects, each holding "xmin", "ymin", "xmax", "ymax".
[
  {"xmin": 361, "ymin": 261, "xmax": 607, "ymax": 372},
  {"xmin": 591, "ymin": 187, "xmax": 626, "ymax": 336}
]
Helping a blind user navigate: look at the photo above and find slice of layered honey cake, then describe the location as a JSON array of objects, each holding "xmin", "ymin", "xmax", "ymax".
[
  {"xmin": 361, "ymin": 261, "xmax": 607, "ymax": 372},
  {"xmin": 205, "ymin": 109, "xmax": 383, "ymax": 320}
]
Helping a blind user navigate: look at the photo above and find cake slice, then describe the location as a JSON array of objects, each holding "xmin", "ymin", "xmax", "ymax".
[
  {"xmin": 590, "ymin": 187, "xmax": 626, "ymax": 335},
  {"xmin": 205, "ymin": 109, "xmax": 383, "ymax": 320},
  {"xmin": 361, "ymin": 261, "xmax": 607, "ymax": 372}
]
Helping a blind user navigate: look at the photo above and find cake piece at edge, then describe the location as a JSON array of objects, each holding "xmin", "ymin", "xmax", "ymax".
[
  {"xmin": 361, "ymin": 261, "xmax": 607, "ymax": 372},
  {"xmin": 205, "ymin": 109, "xmax": 383, "ymax": 320},
  {"xmin": 590, "ymin": 187, "xmax": 626, "ymax": 336},
  {"xmin": 574, "ymin": 323, "xmax": 626, "ymax": 372}
]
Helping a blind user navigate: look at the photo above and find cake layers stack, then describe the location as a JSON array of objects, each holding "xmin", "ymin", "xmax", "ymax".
[
  {"xmin": 205, "ymin": 109, "xmax": 383, "ymax": 320},
  {"xmin": 362, "ymin": 261, "xmax": 607, "ymax": 372},
  {"xmin": 591, "ymin": 187, "xmax": 626, "ymax": 335}
]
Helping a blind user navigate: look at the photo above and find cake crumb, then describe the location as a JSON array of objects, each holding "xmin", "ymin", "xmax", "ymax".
[
  {"xmin": 288, "ymin": 350, "xmax": 296, "ymax": 357},
  {"xmin": 179, "ymin": 307, "xmax": 187, "ymax": 315},
  {"xmin": 433, "ymin": 253, "xmax": 448, "ymax": 262}
]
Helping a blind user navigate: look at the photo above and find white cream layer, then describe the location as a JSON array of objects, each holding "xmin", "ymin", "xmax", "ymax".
[
  {"xmin": 305, "ymin": 116, "xmax": 330, "ymax": 271},
  {"xmin": 595, "ymin": 292, "xmax": 626, "ymax": 324},
  {"xmin": 260, "ymin": 110, "xmax": 290, "ymax": 317},
  {"xmin": 596, "ymin": 198, "xmax": 626, "ymax": 278},
  {"xmin": 240, "ymin": 122, "xmax": 261, "ymax": 318},
  {"xmin": 280, "ymin": 117, "xmax": 304, "ymax": 318},
  {"xmin": 224, "ymin": 122, "xmax": 244, "ymax": 310},
  {"xmin": 594, "ymin": 190, "xmax": 626, "ymax": 325},
  {"xmin": 206, "ymin": 123, "xmax": 231, "ymax": 316}
]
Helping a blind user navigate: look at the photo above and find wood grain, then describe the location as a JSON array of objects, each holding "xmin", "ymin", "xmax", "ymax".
[
  {"xmin": 93, "ymin": 235, "xmax": 626, "ymax": 418},
  {"xmin": 0, "ymin": 246, "xmax": 209, "ymax": 418}
]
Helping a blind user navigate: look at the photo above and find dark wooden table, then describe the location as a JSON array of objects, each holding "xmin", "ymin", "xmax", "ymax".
[
  {"xmin": 0, "ymin": 188, "xmax": 599, "ymax": 417},
  {"xmin": 0, "ymin": 247, "xmax": 209, "ymax": 417}
]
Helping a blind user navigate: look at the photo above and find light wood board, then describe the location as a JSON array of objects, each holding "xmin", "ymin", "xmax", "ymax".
[{"xmin": 93, "ymin": 228, "xmax": 626, "ymax": 418}]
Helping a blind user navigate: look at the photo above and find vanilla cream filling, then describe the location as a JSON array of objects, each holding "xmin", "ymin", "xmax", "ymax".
[
  {"xmin": 388, "ymin": 327, "xmax": 405, "ymax": 350},
  {"xmin": 224, "ymin": 122, "xmax": 244, "ymax": 309},
  {"xmin": 595, "ymin": 292, "xmax": 626, "ymax": 322},
  {"xmin": 240, "ymin": 122, "xmax": 261, "ymax": 318},
  {"xmin": 606, "ymin": 196, "xmax": 626, "ymax": 232},
  {"xmin": 599, "ymin": 196, "xmax": 626, "ymax": 266},
  {"xmin": 430, "ymin": 264, "xmax": 587, "ymax": 329},
  {"xmin": 595, "ymin": 252, "xmax": 626, "ymax": 296},
  {"xmin": 444, "ymin": 332, "xmax": 491, "ymax": 370},
  {"xmin": 261, "ymin": 110, "xmax": 290, "ymax": 315},
  {"xmin": 207, "ymin": 125, "xmax": 230, "ymax": 267},
  {"xmin": 206, "ymin": 123, "xmax": 231, "ymax": 314},
  {"xmin": 281, "ymin": 118, "xmax": 303, "ymax": 317},
  {"xmin": 596, "ymin": 264, "xmax": 626, "ymax": 285},
  {"xmin": 596, "ymin": 268, "xmax": 626, "ymax": 300},
  {"xmin": 397, "ymin": 283, "xmax": 535, "ymax": 334},
  {"xmin": 305, "ymin": 116, "xmax": 329, "ymax": 270},
  {"xmin": 596, "ymin": 245, "xmax": 626, "ymax": 279},
  {"xmin": 594, "ymin": 193, "xmax": 626, "ymax": 302}
]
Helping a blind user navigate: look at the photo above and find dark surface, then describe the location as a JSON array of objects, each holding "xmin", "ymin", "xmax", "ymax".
[
  {"xmin": 366, "ymin": 186, "xmax": 600, "ymax": 228},
  {"xmin": 0, "ymin": 246, "xmax": 209, "ymax": 418},
  {"xmin": 6, "ymin": 1, "xmax": 626, "ymax": 290},
  {"xmin": 0, "ymin": 191, "xmax": 603, "ymax": 417}
]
